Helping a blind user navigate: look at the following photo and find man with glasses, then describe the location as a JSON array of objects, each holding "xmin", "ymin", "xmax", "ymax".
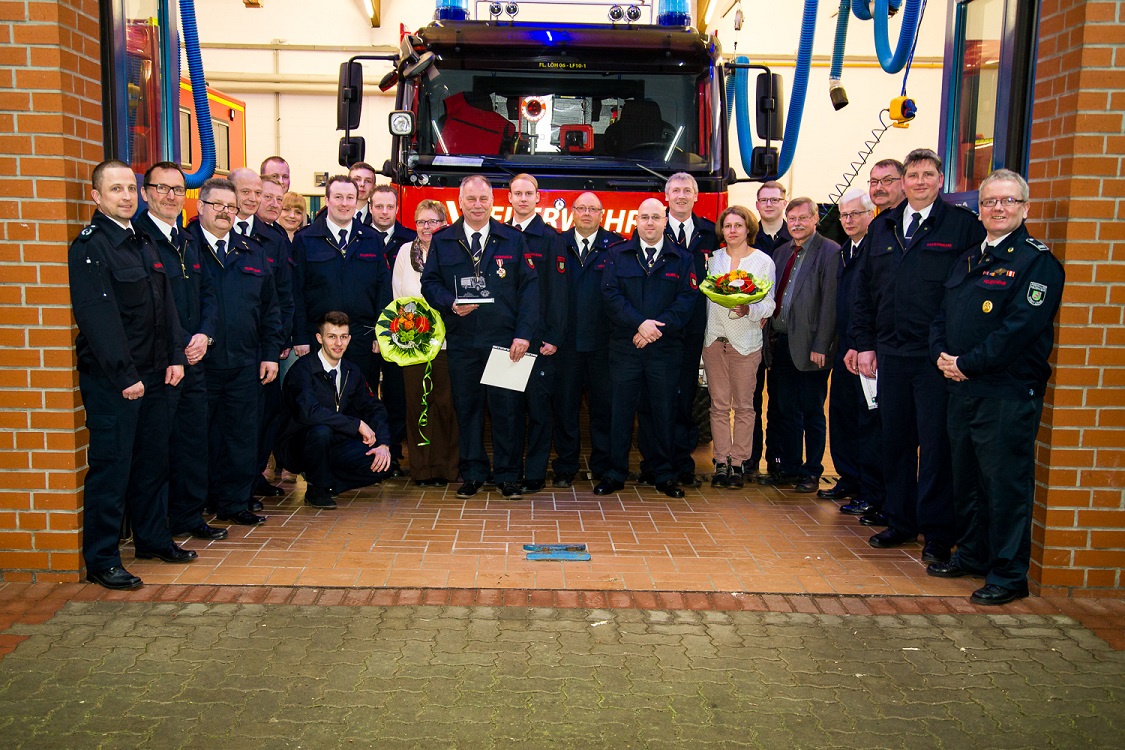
[
  {"xmin": 69, "ymin": 160, "xmax": 187, "ymax": 589},
  {"xmin": 597, "ymin": 198, "xmax": 698, "ymax": 499},
  {"xmin": 868, "ymin": 159, "xmax": 906, "ymax": 214},
  {"xmin": 851, "ymin": 148, "xmax": 985, "ymax": 564},
  {"xmin": 761, "ymin": 198, "xmax": 839, "ymax": 493},
  {"xmin": 551, "ymin": 192, "xmax": 623, "ymax": 487},
  {"xmin": 825, "ymin": 187, "xmax": 885, "ymax": 524},
  {"xmin": 189, "ymin": 177, "xmax": 282, "ymax": 526},
  {"xmin": 928, "ymin": 169, "xmax": 1063, "ymax": 605},
  {"xmin": 136, "ymin": 162, "xmax": 225, "ymax": 543}
]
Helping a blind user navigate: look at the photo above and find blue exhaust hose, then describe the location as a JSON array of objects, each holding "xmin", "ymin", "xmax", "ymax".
[
  {"xmin": 829, "ymin": 0, "xmax": 850, "ymax": 82},
  {"xmin": 852, "ymin": 0, "xmax": 920, "ymax": 74},
  {"xmin": 773, "ymin": 0, "xmax": 818, "ymax": 178},
  {"xmin": 179, "ymin": 0, "xmax": 217, "ymax": 188},
  {"xmin": 731, "ymin": 56, "xmax": 754, "ymax": 176}
]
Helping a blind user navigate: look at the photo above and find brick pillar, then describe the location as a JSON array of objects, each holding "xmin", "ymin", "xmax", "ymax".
[
  {"xmin": 1027, "ymin": 0, "xmax": 1125, "ymax": 596},
  {"xmin": 0, "ymin": 0, "xmax": 102, "ymax": 581}
]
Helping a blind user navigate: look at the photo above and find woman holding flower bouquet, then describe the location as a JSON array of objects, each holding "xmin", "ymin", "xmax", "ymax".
[
  {"xmin": 391, "ymin": 200, "xmax": 460, "ymax": 486},
  {"xmin": 701, "ymin": 206, "xmax": 777, "ymax": 488}
]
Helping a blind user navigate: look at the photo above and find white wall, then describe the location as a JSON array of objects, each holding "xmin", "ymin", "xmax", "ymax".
[{"xmin": 186, "ymin": 0, "xmax": 951, "ymax": 201}]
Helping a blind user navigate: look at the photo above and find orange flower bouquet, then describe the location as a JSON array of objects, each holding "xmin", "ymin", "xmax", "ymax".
[{"xmin": 699, "ymin": 269, "xmax": 772, "ymax": 308}]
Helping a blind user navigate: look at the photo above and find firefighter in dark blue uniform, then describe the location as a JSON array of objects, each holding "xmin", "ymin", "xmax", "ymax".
[
  {"xmin": 507, "ymin": 174, "xmax": 568, "ymax": 494},
  {"xmin": 421, "ymin": 175, "xmax": 539, "ymax": 499},
  {"xmin": 653, "ymin": 173, "xmax": 717, "ymax": 487},
  {"xmin": 597, "ymin": 198, "xmax": 699, "ymax": 499},
  {"xmin": 927, "ymin": 170, "xmax": 1064, "ymax": 606},
  {"xmin": 230, "ymin": 168, "xmax": 294, "ymax": 504},
  {"xmin": 851, "ymin": 148, "xmax": 986, "ymax": 563},
  {"xmin": 291, "ymin": 175, "xmax": 392, "ymax": 416},
  {"xmin": 135, "ymin": 163, "xmax": 225, "ymax": 542},
  {"xmin": 551, "ymin": 192, "xmax": 622, "ymax": 486},
  {"xmin": 69, "ymin": 161, "xmax": 189, "ymax": 590},
  {"xmin": 191, "ymin": 177, "xmax": 282, "ymax": 527}
]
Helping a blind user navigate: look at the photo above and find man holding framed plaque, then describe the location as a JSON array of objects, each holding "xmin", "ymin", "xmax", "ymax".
[{"xmin": 421, "ymin": 175, "xmax": 540, "ymax": 499}]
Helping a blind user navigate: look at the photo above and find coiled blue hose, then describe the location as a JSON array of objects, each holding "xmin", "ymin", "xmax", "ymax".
[
  {"xmin": 852, "ymin": 0, "xmax": 920, "ymax": 74},
  {"xmin": 731, "ymin": 56, "xmax": 753, "ymax": 175},
  {"xmin": 829, "ymin": 0, "xmax": 850, "ymax": 82},
  {"xmin": 773, "ymin": 0, "xmax": 818, "ymax": 178},
  {"xmin": 179, "ymin": 0, "xmax": 216, "ymax": 189}
]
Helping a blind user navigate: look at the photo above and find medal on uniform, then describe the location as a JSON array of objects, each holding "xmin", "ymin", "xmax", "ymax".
[
  {"xmin": 982, "ymin": 300, "xmax": 993, "ymax": 313},
  {"xmin": 496, "ymin": 258, "xmax": 506, "ymax": 278}
]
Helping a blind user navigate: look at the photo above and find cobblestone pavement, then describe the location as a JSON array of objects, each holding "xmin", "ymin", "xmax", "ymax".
[{"xmin": 1, "ymin": 601, "xmax": 1122, "ymax": 749}]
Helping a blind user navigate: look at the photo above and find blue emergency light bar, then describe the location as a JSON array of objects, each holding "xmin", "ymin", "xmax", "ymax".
[
  {"xmin": 436, "ymin": 0, "xmax": 470, "ymax": 20},
  {"xmin": 656, "ymin": 0, "xmax": 691, "ymax": 26}
]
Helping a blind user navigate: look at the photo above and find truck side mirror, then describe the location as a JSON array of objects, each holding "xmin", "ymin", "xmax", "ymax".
[
  {"xmin": 338, "ymin": 136, "xmax": 365, "ymax": 167},
  {"xmin": 755, "ymin": 72, "xmax": 784, "ymax": 141},
  {"xmin": 337, "ymin": 61, "xmax": 364, "ymax": 131}
]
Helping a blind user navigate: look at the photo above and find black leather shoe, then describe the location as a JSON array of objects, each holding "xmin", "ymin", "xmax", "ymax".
[
  {"xmin": 388, "ymin": 460, "xmax": 407, "ymax": 478},
  {"xmin": 794, "ymin": 476, "xmax": 821, "ymax": 493},
  {"xmin": 521, "ymin": 479, "xmax": 546, "ymax": 495},
  {"xmin": 430, "ymin": 477, "xmax": 448, "ymax": 487},
  {"xmin": 858, "ymin": 511, "xmax": 888, "ymax": 527},
  {"xmin": 927, "ymin": 560, "xmax": 981, "ymax": 579},
  {"xmin": 868, "ymin": 528, "xmax": 917, "ymax": 548},
  {"xmin": 817, "ymin": 484, "xmax": 855, "ymax": 501},
  {"xmin": 135, "ymin": 543, "xmax": 198, "ymax": 564},
  {"xmin": 252, "ymin": 478, "xmax": 284, "ymax": 497},
  {"xmin": 758, "ymin": 471, "xmax": 800, "ymax": 487},
  {"xmin": 921, "ymin": 541, "xmax": 951, "ymax": 564},
  {"xmin": 726, "ymin": 469, "xmax": 745, "ymax": 489},
  {"xmin": 86, "ymin": 566, "xmax": 142, "ymax": 590},
  {"xmin": 305, "ymin": 486, "xmax": 337, "ymax": 509},
  {"xmin": 414, "ymin": 478, "xmax": 435, "ymax": 487},
  {"xmin": 594, "ymin": 478, "xmax": 625, "ymax": 495},
  {"xmin": 248, "ymin": 499, "xmax": 264, "ymax": 512},
  {"xmin": 500, "ymin": 482, "xmax": 523, "ymax": 498},
  {"xmin": 677, "ymin": 471, "xmax": 702, "ymax": 488},
  {"xmin": 216, "ymin": 510, "xmax": 267, "ymax": 526},
  {"xmin": 174, "ymin": 523, "xmax": 228, "ymax": 541},
  {"xmin": 839, "ymin": 500, "xmax": 873, "ymax": 515},
  {"xmin": 970, "ymin": 583, "xmax": 1029, "ymax": 606},
  {"xmin": 552, "ymin": 473, "xmax": 574, "ymax": 488},
  {"xmin": 457, "ymin": 480, "xmax": 483, "ymax": 498},
  {"xmin": 654, "ymin": 480, "xmax": 685, "ymax": 499},
  {"xmin": 635, "ymin": 471, "xmax": 656, "ymax": 486}
]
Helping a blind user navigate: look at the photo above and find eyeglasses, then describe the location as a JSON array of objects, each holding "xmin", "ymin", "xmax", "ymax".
[
  {"xmin": 573, "ymin": 206, "xmax": 603, "ymax": 213},
  {"xmin": 840, "ymin": 210, "xmax": 872, "ymax": 220},
  {"xmin": 786, "ymin": 214, "xmax": 815, "ymax": 224},
  {"xmin": 145, "ymin": 183, "xmax": 187, "ymax": 196},
  {"xmin": 200, "ymin": 200, "xmax": 238, "ymax": 214},
  {"xmin": 416, "ymin": 219, "xmax": 445, "ymax": 227},
  {"xmin": 637, "ymin": 214, "xmax": 664, "ymax": 222},
  {"xmin": 979, "ymin": 197, "xmax": 1027, "ymax": 208},
  {"xmin": 868, "ymin": 176, "xmax": 901, "ymax": 187},
  {"xmin": 757, "ymin": 197, "xmax": 784, "ymax": 205}
]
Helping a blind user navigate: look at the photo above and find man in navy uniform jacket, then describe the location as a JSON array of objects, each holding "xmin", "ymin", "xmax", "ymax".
[{"xmin": 276, "ymin": 311, "xmax": 392, "ymax": 508}]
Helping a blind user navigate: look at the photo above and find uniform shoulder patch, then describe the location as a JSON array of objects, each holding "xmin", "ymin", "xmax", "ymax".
[
  {"xmin": 1026, "ymin": 237, "xmax": 1050, "ymax": 253},
  {"xmin": 78, "ymin": 225, "xmax": 97, "ymax": 240}
]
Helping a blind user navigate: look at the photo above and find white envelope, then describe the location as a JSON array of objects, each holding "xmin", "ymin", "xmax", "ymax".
[{"xmin": 481, "ymin": 346, "xmax": 536, "ymax": 392}]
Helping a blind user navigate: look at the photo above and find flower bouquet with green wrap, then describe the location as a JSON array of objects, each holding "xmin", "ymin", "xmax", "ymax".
[{"xmin": 699, "ymin": 268, "xmax": 772, "ymax": 308}]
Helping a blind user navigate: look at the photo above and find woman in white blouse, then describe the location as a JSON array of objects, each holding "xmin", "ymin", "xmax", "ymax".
[
  {"xmin": 391, "ymin": 200, "xmax": 459, "ymax": 486},
  {"xmin": 703, "ymin": 205, "xmax": 777, "ymax": 489}
]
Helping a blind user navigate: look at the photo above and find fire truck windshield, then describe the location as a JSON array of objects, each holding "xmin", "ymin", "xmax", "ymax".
[{"xmin": 406, "ymin": 67, "xmax": 718, "ymax": 173}]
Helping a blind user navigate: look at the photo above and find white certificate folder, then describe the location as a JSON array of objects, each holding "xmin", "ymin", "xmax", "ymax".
[{"xmin": 481, "ymin": 346, "xmax": 536, "ymax": 392}]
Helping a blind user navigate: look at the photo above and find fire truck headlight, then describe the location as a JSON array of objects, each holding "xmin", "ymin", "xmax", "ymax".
[
  {"xmin": 608, "ymin": 5, "xmax": 624, "ymax": 22},
  {"xmin": 626, "ymin": 5, "xmax": 642, "ymax": 21},
  {"xmin": 505, "ymin": 2, "xmax": 519, "ymax": 17},
  {"xmin": 489, "ymin": 2, "xmax": 502, "ymax": 16},
  {"xmin": 389, "ymin": 111, "xmax": 416, "ymax": 137}
]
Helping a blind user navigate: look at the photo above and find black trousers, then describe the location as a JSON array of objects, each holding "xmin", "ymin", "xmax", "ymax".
[
  {"xmin": 165, "ymin": 364, "xmax": 209, "ymax": 534},
  {"xmin": 345, "ymin": 338, "xmax": 405, "ymax": 461},
  {"xmin": 948, "ymin": 394, "xmax": 1042, "ymax": 588},
  {"xmin": 517, "ymin": 350, "xmax": 556, "ymax": 481},
  {"xmin": 254, "ymin": 375, "xmax": 282, "ymax": 479},
  {"xmin": 205, "ymin": 364, "xmax": 261, "ymax": 515},
  {"xmin": 878, "ymin": 353, "xmax": 954, "ymax": 544},
  {"xmin": 766, "ymin": 335, "xmax": 830, "ymax": 478},
  {"xmin": 447, "ymin": 346, "xmax": 525, "ymax": 483},
  {"xmin": 670, "ymin": 325, "xmax": 705, "ymax": 474},
  {"xmin": 856, "ymin": 382, "xmax": 886, "ymax": 511},
  {"xmin": 79, "ymin": 370, "xmax": 168, "ymax": 572},
  {"xmin": 607, "ymin": 340, "xmax": 681, "ymax": 484},
  {"xmin": 828, "ymin": 357, "xmax": 862, "ymax": 491},
  {"xmin": 552, "ymin": 346, "xmax": 612, "ymax": 478},
  {"xmin": 277, "ymin": 424, "xmax": 387, "ymax": 493},
  {"xmin": 749, "ymin": 356, "xmax": 767, "ymax": 472}
]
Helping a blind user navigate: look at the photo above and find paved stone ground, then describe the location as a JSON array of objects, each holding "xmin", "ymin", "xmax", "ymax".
[{"xmin": 1, "ymin": 601, "xmax": 1122, "ymax": 749}]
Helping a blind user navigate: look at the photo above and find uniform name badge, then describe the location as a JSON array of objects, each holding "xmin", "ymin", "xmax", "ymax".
[{"xmin": 455, "ymin": 274, "xmax": 494, "ymax": 305}]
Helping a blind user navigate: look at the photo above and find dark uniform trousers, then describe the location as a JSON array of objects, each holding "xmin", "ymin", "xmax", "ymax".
[
  {"xmin": 80, "ymin": 370, "xmax": 169, "ymax": 571},
  {"xmin": 288, "ymin": 425, "xmax": 388, "ymax": 493},
  {"xmin": 165, "ymin": 363, "xmax": 209, "ymax": 534},
  {"xmin": 448, "ymin": 347, "xmax": 525, "ymax": 483},
  {"xmin": 608, "ymin": 340, "xmax": 682, "ymax": 484},
  {"xmin": 879, "ymin": 353, "xmax": 954, "ymax": 544},
  {"xmin": 552, "ymin": 345, "xmax": 612, "ymax": 478},
  {"xmin": 206, "ymin": 364, "xmax": 262, "ymax": 515},
  {"xmin": 947, "ymin": 394, "xmax": 1041, "ymax": 589},
  {"xmin": 828, "ymin": 357, "xmax": 886, "ymax": 506},
  {"xmin": 767, "ymin": 334, "xmax": 830, "ymax": 478},
  {"xmin": 519, "ymin": 353, "xmax": 556, "ymax": 481}
]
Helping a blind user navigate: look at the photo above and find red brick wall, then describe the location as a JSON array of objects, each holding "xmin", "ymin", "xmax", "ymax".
[
  {"xmin": 0, "ymin": 0, "xmax": 102, "ymax": 581},
  {"xmin": 1027, "ymin": 0, "xmax": 1125, "ymax": 596}
]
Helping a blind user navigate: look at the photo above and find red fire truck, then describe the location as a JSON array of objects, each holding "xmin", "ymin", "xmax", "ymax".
[{"xmin": 337, "ymin": 3, "xmax": 782, "ymax": 233}]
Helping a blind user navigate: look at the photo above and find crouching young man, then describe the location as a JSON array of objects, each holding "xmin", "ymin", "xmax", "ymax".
[{"xmin": 276, "ymin": 311, "xmax": 392, "ymax": 507}]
